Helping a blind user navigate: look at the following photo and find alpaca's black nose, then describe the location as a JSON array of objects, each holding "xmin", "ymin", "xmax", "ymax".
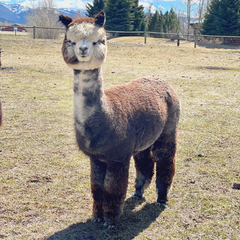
[{"xmin": 79, "ymin": 46, "xmax": 88, "ymax": 54}]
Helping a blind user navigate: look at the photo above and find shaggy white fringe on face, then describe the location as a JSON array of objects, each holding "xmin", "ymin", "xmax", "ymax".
[{"xmin": 65, "ymin": 22, "xmax": 107, "ymax": 70}]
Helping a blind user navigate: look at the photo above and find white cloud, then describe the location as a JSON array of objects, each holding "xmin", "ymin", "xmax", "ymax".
[
  {"xmin": 21, "ymin": 0, "xmax": 36, "ymax": 8},
  {"xmin": 181, "ymin": 0, "xmax": 201, "ymax": 3},
  {"xmin": 139, "ymin": 2, "xmax": 158, "ymax": 13},
  {"xmin": 20, "ymin": 0, "xmax": 165, "ymax": 12},
  {"xmin": 55, "ymin": 0, "xmax": 86, "ymax": 9},
  {"xmin": 21, "ymin": 0, "xmax": 88, "ymax": 9},
  {"xmin": 140, "ymin": 0, "xmax": 175, "ymax": 2}
]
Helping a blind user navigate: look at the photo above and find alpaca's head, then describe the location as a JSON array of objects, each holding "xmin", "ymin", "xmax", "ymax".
[{"xmin": 59, "ymin": 11, "xmax": 107, "ymax": 70}]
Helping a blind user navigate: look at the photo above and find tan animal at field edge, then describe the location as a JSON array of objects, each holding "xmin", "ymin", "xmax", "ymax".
[
  {"xmin": 59, "ymin": 11, "xmax": 180, "ymax": 229},
  {"xmin": 0, "ymin": 101, "xmax": 2, "ymax": 127}
]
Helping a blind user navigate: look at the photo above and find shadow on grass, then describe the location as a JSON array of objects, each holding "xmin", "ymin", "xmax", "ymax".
[
  {"xmin": 197, "ymin": 66, "xmax": 240, "ymax": 71},
  {"xmin": 46, "ymin": 197, "xmax": 165, "ymax": 240},
  {"xmin": 198, "ymin": 42, "xmax": 240, "ymax": 49}
]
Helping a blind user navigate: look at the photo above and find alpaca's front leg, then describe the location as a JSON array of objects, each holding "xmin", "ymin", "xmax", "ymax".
[
  {"xmin": 90, "ymin": 156, "xmax": 107, "ymax": 222},
  {"xmin": 103, "ymin": 161, "xmax": 129, "ymax": 228}
]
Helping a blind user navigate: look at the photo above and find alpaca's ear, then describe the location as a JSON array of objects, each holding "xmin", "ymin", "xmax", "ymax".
[
  {"xmin": 94, "ymin": 10, "xmax": 105, "ymax": 27},
  {"xmin": 59, "ymin": 15, "xmax": 73, "ymax": 28}
]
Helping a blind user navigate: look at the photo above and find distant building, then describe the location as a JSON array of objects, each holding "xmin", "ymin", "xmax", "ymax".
[
  {"xmin": 224, "ymin": 38, "xmax": 240, "ymax": 46},
  {"xmin": 2, "ymin": 24, "xmax": 27, "ymax": 32},
  {"xmin": 190, "ymin": 21, "xmax": 240, "ymax": 46},
  {"xmin": 190, "ymin": 20, "xmax": 202, "ymax": 33}
]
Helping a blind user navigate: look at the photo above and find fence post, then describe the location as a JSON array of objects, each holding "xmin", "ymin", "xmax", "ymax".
[
  {"xmin": 33, "ymin": 26, "xmax": 36, "ymax": 39},
  {"xmin": 144, "ymin": 30, "xmax": 147, "ymax": 44},
  {"xmin": 194, "ymin": 30, "xmax": 197, "ymax": 48}
]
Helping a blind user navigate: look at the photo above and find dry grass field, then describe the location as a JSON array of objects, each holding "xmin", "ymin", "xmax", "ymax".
[{"xmin": 0, "ymin": 35, "xmax": 239, "ymax": 240}]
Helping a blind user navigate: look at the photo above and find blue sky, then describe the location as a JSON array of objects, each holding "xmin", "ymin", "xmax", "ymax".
[{"xmin": 0, "ymin": 0, "xmax": 187, "ymax": 14}]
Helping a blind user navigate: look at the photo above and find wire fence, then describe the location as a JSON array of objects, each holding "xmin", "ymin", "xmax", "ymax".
[{"xmin": 1, "ymin": 25, "xmax": 240, "ymax": 49}]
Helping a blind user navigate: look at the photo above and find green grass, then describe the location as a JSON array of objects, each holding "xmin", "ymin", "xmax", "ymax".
[
  {"xmin": 0, "ymin": 37, "xmax": 239, "ymax": 239},
  {"xmin": 0, "ymin": 33, "xmax": 30, "ymax": 40}
]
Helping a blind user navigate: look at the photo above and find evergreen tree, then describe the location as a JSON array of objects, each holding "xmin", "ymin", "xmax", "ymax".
[
  {"xmin": 202, "ymin": 0, "xmax": 223, "ymax": 35},
  {"xmin": 131, "ymin": 0, "xmax": 146, "ymax": 31},
  {"xmin": 86, "ymin": 0, "xmax": 104, "ymax": 18},
  {"xmin": 219, "ymin": 0, "xmax": 240, "ymax": 35},
  {"xmin": 154, "ymin": 11, "xmax": 165, "ymax": 37},
  {"xmin": 104, "ymin": 0, "xmax": 133, "ymax": 31},
  {"xmin": 148, "ymin": 9, "xmax": 179, "ymax": 34},
  {"xmin": 148, "ymin": 11, "xmax": 159, "ymax": 31},
  {"xmin": 156, "ymin": 11, "xmax": 165, "ymax": 33},
  {"xmin": 139, "ymin": 19, "xmax": 146, "ymax": 31},
  {"xmin": 202, "ymin": 0, "xmax": 240, "ymax": 35},
  {"xmin": 164, "ymin": 11, "xmax": 169, "ymax": 32},
  {"xmin": 168, "ymin": 8, "xmax": 180, "ymax": 33}
]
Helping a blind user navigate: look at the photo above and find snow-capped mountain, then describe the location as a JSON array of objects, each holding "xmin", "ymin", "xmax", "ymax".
[
  {"xmin": 0, "ymin": 3, "xmax": 32, "ymax": 24},
  {"xmin": 0, "ymin": 3, "xmax": 82, "ymax": 24},
  {"xmin": 2, "ymin": 3, "xmax": 30, "ymax": 15},
  {"xmin": 58, "ymin": 8, "xmax": 85, "ymax": 18},
  {"xmin": 0, "ymin": 3, "xmax": 21, "ymax": 23}
]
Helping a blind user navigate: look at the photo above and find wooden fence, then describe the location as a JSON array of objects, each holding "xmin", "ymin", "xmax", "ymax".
[{"xmin": 1, "ymin": 25, "xmax": 240, "ymax": 48}]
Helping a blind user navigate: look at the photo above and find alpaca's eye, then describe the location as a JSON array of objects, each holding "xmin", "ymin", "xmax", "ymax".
[
  {"xmin": 93, "ymin": 40, "xmax": 105, "ymax": 46},
  {"xmin": 67, "ymin": 40, "xmax": 76, "ymax": 45},
  {"xmin": 99, "ymin": 40, "xmax": 106, "ymax": 45}
]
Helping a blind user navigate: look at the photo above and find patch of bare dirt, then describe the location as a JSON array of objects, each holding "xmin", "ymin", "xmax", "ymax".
[
  {"xmin": 0, "ymin": 67, "xmax": 19, "ymax": 73},
  {"xmin": 27, "ymin": 175, "xmax": 52, "ymax": 183}
]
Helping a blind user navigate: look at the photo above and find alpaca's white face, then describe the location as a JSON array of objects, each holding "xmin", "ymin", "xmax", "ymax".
[{"xmin": 62, "ymin": 22, "xmax": 107, "ymax": 70}]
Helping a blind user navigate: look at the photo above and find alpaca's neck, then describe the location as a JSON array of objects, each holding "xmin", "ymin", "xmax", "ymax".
[{"xmin": 73, "ymin": 67, "xmax": 105, "ymax": 133}]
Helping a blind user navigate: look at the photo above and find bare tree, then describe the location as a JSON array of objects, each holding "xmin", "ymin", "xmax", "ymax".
[
  {"xmin": 206, "ymin": 0, "xmax": 211, "ymax": 9},
  {"xmin": 186, "ymin": 0, "xmax": 199, "ymax": 37},
  {"xmin": 74, "ymin": 10, "xmax": 86, "ymax": 19},
  {"xmin": 146, "ymin": 4, "xmax": 153, "ymax": 29},
  {"xmin": 178, "ymin": 0, "xmax": 198, "ymax": 39},
  {"xmin": 175, "ymin": 0, "xmax": 211, "ymax": 36},
  {"xmin": 26, "ymin": 0, "xmax": 61, "ymax": 39},
  {"xmin": 198, "ymin": 0, "xmax": 204, "ymax": 23},
  {"xmin": 175, "ymin": 9, "xmax": 187, "ymax": 34},
  {"xmin": 199, "ymin": 0, "xmax": 212, "ymax": 23}
]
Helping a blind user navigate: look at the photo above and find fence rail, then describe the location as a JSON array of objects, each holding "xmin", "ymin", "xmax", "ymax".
[{"xmin": 1, "ymin": 25, "xmax": 240, "ymax": 48}]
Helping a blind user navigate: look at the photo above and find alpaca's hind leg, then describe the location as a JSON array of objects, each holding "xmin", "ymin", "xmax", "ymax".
[
  {"xmin": 133, "ymin": 147, "xmax": 155, "ymax": 199},
  {"xmin": 103, "ymin": 161, "xmax": 129, "ymax": 228},
  {"xmin": 90, "ymin": 156, "xmax": 107, "ymax": 222},
  {"xmin": 152, "ymin": 133, "xmax": 177, "ymax": 206}
]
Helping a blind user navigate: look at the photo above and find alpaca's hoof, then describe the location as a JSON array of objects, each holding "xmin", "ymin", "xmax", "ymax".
[
  {"xmin": 132, "ymin": 195, "xmax": 141, "ymax": 200},
  {"xmin": 103, "ymin": 221, "xmax": 115, "ymax": 229},
  {"xmin": 132, "ymin": 193, "xmax": 142, "ymax": 200},
  {"xmin": 156, "ymin": 202, "xmax": 167, "ymax": 208},
  {"xmin": 91, "ymin": 217, "xmax": 103, "ymax": 223}
]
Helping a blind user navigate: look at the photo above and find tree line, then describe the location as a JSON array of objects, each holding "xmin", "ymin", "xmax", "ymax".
[
  {"xmin": 148, "ymin": 9, "xmax": 180, "ymax": 33},
  {"xmin": 86, "ymin": 0, "xmax": 145, "ymax": 31},
  {"xmin": 23, "ymin": 0, "xmax": 240, "ymax": 39},
  {"xmin": 202, "ymin": 0, "xmax": 240, "ymax": 36},
  {"xmin": 86, "ymin": 0, "xmax": 180, "ymax": 33}
]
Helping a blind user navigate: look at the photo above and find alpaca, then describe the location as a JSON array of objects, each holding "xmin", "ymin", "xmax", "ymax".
[{"xmin": 59, "ymin": 11, "xmax": 180, "ymax": 228}]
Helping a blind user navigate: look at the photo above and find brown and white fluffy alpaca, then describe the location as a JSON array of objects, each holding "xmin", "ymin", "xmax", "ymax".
[{"xmin": 59, "ymin": 11, "xmax": 180, "ymax": 228}]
